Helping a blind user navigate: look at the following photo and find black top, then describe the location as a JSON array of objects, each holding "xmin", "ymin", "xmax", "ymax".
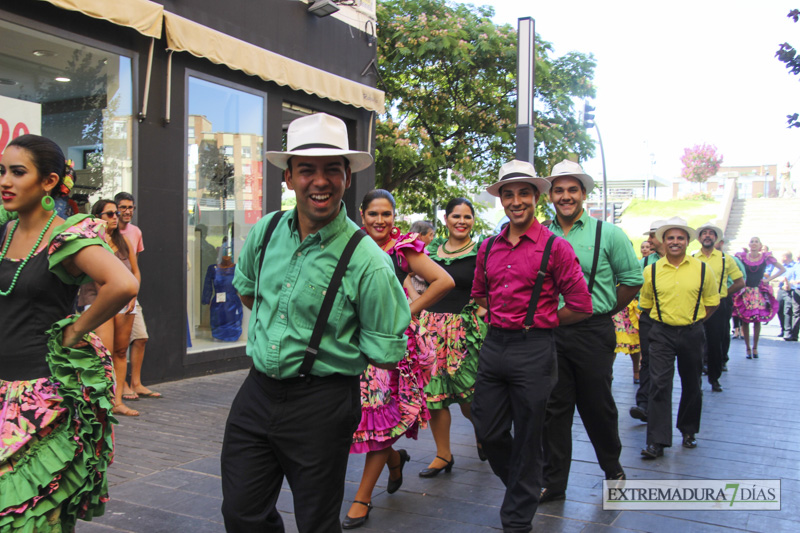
[
  {"xmin": 389, "ymin": 249, "xmax": 409, "ymax": 284},
  {"xmin": 743, "ymin": 259, "xmax": 768, "ymax": 288},
  {"xmin": 427, "ymin": 253, "xmax": 477, "ymax": 314},
  {"xmin": 0, "ymin": 249, "xmax": 78, "ymax": 380}
]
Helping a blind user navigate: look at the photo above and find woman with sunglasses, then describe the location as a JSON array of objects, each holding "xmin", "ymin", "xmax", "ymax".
[
  {"xmin": 1, "ymin": 135, "xmax": 138, "ymax": 531},
  {"xmin": 78, "ymin": 199, "xmax": 141, "ymax": 416},
  {"xmin": 343, "ymin": 189, "xmax": 454, "ymax": 529}
]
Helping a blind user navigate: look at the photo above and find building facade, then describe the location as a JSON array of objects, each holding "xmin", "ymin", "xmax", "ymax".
[{"xmin": 0, "ymin": 0, "xmax": 383, "ymax": 380}]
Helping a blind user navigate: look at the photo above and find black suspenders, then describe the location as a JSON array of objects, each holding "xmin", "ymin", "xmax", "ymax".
[
  {"xmin": 586, "ymin": 221, "xmax": 603, "ymax": 294},
  {"xmin": 254, "ymin": 211, "xmax": 367, "ymax": 377},
  {"xmin": 651, "ymin": 261, "xmax": 706, "ymax": 323},
  {"xmin": 718, "ymin": 253, "xmax": 726, "ymax": 294},
  {"xmin": 482, "ymin": 233, "xmax": 557, "ymax": 328}
]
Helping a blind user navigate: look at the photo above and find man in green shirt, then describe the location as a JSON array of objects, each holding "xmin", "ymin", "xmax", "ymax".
[
  {"xmin": 221, "ymin": 113, "xmax": 411, "ymax": 533},
  {"xmin": 540, "ymin": 160, "xmax": 643, "ymax": 503}
]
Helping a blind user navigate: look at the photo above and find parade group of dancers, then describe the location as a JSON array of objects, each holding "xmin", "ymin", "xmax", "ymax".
[{"xmin": 1, "ymin": 116, "xmax": 787, "ymax": 533}]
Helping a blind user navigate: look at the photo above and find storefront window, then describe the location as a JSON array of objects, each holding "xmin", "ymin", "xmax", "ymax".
[
  {"xmin": 0, "ymin": 18, "xmax": 134, "ymax": 212},
  {"xmin": 187, "ymin": 76, "xmax": 264, "ymax": 352}
]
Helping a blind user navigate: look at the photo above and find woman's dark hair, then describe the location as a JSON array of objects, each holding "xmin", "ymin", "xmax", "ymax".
[
  {"xmin": 92, "ymin": 199, "xmax": 129, "ymax": 259},
  {"xmin": 360, "ymin": 189, "xmax": 396, "ymax": 212},
  {"xmin": 7, "ymin": 134, "xmax": 67, "ymax": 197},
  {"xmin": 444, "ymin": 197, "xmax": 475, "ymax": 217}
]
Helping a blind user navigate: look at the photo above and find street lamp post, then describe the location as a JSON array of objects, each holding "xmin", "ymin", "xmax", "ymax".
[
  {"xmin": 516, "ymin": 17, "xmax": 535, "ymax": 163},
  {"xmin": 584, "ymin": 101, "xmax": 608, "ymax": 222}
]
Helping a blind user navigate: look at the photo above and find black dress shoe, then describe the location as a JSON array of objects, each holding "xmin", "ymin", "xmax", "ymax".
[
  {"xmin": 641, "ymin": 443, "xmax": 664, "ymax": 459},
  {"xmin": 539, "ymin": 487, "xmax": 566, "ymax": 503},
  {"xmin": 418, "ymin": 455, "xmax": 454, "ymax": 478},
  {"xmin": 629, "ymin": 405, "xmax": 648, "ymax": 422},
  {"xmin": 710, "ymin": 380, "xmax": 723, "ymax": 392},
  {"xmin": 605, "ymin": 469, "xmax": 626, "ymax": 481},
  {"xmin": 386, "ymin": 449, "xmax": 410, "ymax": 494},
  {"xmin": 682, "ymin": 433, "xmax": 697, "ymax": 448},
  {"xmin": 722, "ymin": 363, "xmax": 728, "ymax": 371},
  {"xmin": 477, "ymin": 443, "xmax": 487, "ymax": 462},
  {"xmin": 342, "ymin": 501, "xmax": 372, "ymax": 529}
]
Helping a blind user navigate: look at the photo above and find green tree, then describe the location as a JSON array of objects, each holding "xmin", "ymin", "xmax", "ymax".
[
  {"xmin": 776, "ymin": 9, "xmax": 800, "ymax": 128},
  {"xmin": 376, "ymin": 0, "xmax": 596, "ymax": 224},
  {"xmin": 680, "ymin": 144, "xmax": 723, "ymax": 183}
]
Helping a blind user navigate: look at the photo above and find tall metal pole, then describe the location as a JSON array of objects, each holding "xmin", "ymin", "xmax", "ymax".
[
  {"xmin": 595, "ymin": 122, "xmax": 608, "ymax": 222},
  {"xmin": 516, "ymin": 17, "xmax": 535, "ymax": 163}
]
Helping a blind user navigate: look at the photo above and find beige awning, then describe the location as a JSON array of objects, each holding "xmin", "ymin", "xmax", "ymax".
[
  {"xmin": 164, "ymin": 12, "xmax": 385, "ymax": 113},
  {"xmin": 40, "ymin": 0, "xmax": 163, "ymax": 38}
]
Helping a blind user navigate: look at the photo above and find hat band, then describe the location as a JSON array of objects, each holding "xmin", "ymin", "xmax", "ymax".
[
  {"xmin": 502, "ymin": 172, "xmax": 535, "ymax": 180},
  {"xmin": 291, "ymin": 143, "xmax": 346, "ymax": 151}
]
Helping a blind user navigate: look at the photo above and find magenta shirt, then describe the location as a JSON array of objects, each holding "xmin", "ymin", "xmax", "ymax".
[{"xmin": 471, "ymin": 221, "xmax": 592, "ymax": 329}]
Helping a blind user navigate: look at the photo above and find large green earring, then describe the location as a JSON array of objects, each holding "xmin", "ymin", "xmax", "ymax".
[{"xmin": 42, "ymin": 195, "xmax": 55, "ymax": 211}]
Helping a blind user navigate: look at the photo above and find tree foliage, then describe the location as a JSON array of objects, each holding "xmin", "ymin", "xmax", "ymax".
[
  {"xmin": 375, "ymin": 0, "xmax": 596, "ymax": 222},
  {"xmin": 776, "ymin": 9, "xmax": 800, "ymax": 128},
  {"xmin": 680, "ymin": 144, "xmax": 723, "ymax": 183}
]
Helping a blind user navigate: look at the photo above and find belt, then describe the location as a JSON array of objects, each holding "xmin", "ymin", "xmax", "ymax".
[
  {"xmin": 250, "ymin": 366, "xmax": 358, "ymax": 386},
  {"xmin": 652, "ymin": 320, "xmax": 702, "ymax": 330},
  {"xmin": 487, "ymin": 325, "xmax": 551, "ymax": 337}
]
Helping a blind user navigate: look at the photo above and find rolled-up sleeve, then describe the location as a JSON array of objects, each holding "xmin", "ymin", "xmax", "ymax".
[
  {"xmin": 554, "ymin": 239, "xmax": 593, "ymax": 314},
  {"xmin": 357, "ymin": 260, "xmax": 411, "ymax": 365},
  {"xmin": 610, "ymin": 227, "xmax": 644, "ymax": 287},
  {"xmin": 701, "ymin": 265, "xmax": 721, "ymax": 307},
  {"xmin": 232, "ymin": 217, "xmax": 265, "ymax": 297}
]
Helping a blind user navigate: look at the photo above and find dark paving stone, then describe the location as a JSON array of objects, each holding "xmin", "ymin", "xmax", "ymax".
[{"xmin": 82, "ymin": 500, "xmax": 223, "ymax": 533}]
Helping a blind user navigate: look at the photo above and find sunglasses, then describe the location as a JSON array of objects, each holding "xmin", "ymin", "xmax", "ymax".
[{"xmin": 100, "ymin": 210, "xmax": 120, "ymax": 218}]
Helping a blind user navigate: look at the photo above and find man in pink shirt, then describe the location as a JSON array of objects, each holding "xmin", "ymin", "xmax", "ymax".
[
  {"xmin": 471, "ymin": 160, "xmax": 592, "ymax": 533},
  {"xmin": 115, "ymin": 192, "xmax": 161, "ymax": 399}
]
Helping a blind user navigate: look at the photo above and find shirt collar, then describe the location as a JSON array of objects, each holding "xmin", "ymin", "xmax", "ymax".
[
  {"xmin": 287, "ymin": 202, "xmax": 349, "ymax": 244},
  {"xmin": 552, "ymin": 208, "xmax": 590, "ymax": 231},
  {"xmin": 499, "ymin": 218, "xmax": 544, "ymax": 244}
]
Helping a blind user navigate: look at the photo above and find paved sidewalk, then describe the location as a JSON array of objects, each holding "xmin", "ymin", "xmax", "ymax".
[{"xmin": 78, "ymin": 323, "xmax": 799, "ymax": 532}]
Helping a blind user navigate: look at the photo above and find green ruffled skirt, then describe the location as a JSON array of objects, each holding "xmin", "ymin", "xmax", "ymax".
[
  {"xmin": 0, "ymin": 317, "xmax": 115, "ymax": 533},
  {"xmin": 417, "ymin": 302, "xmax": 487, "ymax": 409}
]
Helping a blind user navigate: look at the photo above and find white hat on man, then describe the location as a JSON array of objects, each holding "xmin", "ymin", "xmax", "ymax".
[
  {"xmin": 265, "ymin": 113, "xmax": 373, "ymax": 172},
  {"xmin": 486, "ymin": 160, "xmax": 551, "ymax": 197},
  {"xmin": 543, "ymin": 159, "xmax": 595, "ymax": 195},
  {"xmin": 696, "ymin": 222, "xmax": 724, "ymax": 244},
  {"xmin": 655, "ymin": 216, "xmax": 697, "ymax": 243}
]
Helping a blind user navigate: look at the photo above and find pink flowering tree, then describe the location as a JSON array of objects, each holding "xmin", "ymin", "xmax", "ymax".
[{"xmin": 680, "ymin": 144, "xmax": 723, "ymax": 183}]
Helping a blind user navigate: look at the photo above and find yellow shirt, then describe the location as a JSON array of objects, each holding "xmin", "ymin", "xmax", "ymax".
[
  {"xmin": 640, "ymin": 255, "xmax": 721, "ymax": 326},
  {"xmin": 694, "ymin": 249, "xmax": 744, "ymax": 297}
]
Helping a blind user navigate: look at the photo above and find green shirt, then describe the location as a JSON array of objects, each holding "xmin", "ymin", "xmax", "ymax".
[
  {"xmin": 640, "ymin": 253, "xmax": 661, "ymax": 269},
  {"xmin": 233, "ymin": 206, "xmax": 410, "ymax": 379},
  {"xmin": 551, "ymin": 210, "xmax": 644, "ymax": 315},
  {"xmin": 730, "ymin": 256, "xmax": 746, "ymax": 289}
]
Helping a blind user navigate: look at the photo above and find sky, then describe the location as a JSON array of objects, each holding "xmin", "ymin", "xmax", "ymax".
[{"xmin": 453, "ymin": 0, "xmax": 800, "ymax": 182}]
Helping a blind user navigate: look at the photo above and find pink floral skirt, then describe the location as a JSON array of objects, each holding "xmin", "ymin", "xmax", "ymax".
[{"xmin": 732, "ymin": 283, "xmax": 777, "ymax": 324}]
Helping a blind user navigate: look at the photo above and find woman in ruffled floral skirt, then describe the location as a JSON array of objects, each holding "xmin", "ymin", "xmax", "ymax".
[
  {"xmin": 343, "ymin": 190, "xmax": 453, "ymax": 529},
  {"xmin": 0, "ymin": 135, "xmax": 138, "ymax": 532}
]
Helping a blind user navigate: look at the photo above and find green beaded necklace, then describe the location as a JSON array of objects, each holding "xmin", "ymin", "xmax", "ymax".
[
  {"xmin": 442, "ymin": 239, "xmax": 475, "ymax": 254},
  {"xmin": 0, "ymin": 212, "xmax": 57, "ymax": 297}
]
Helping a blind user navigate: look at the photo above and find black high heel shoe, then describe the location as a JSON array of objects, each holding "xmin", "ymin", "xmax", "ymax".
[
  {"xmin": 342, "ymin": 500, "xmax": 372, "ymax": 529},
  {"xmin": 386, "ymin": 449, "xmax": 410, "ymax": 494},
  {"xmin": 418, "ymin": 455, "xmax": 455, "ymax": 478}
]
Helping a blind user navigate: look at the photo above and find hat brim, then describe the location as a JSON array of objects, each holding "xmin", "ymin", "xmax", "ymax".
[
  {"xmin": 656, "ymin": 225, "xmax": 697, "ymax": 243},
  {"xmin": 486, "ymin": 176, "xmax": 551, "ymax": 197},
  {"xmin": 696, "ymin": 225, "xmax": 723, "ymax": 244},
  {"xmin": 545, "ymin": 173, "xmax": 595, "ymax": 195},
  {"xmin": 266, "ymin": 148, "xmax": 373, "ymax": 173}
]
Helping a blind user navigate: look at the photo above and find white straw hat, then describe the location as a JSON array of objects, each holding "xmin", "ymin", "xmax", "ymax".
[
  {"xmin": 265, "ymin": 113, "xmax": 373, "ymax": 172},
  {"xmin": 696, "ymin": 222, "xmax": 724, "ymax": 244},
  {"xmin": 486, "ymin": 160, "xmax": 551, "ymax": 197},
  {"xmin": 655, "ymin": 216, "xmax": 697, "ymax": 243},
  {"xmin": 544, "ymin": 159, "xmax": 595, "ymax": 195},
  {"xmin": 643, "ymin": 219, "xmax": 669, "ymax": 235}
]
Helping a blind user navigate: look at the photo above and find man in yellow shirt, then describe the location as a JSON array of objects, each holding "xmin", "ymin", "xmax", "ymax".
[
  {"xmin": 639, "ymin": 217, "xmax": 720, "ymax": 459},
  {"xmin": 694, "ymin": 223, "xmax": 744, "ymax": 392}
]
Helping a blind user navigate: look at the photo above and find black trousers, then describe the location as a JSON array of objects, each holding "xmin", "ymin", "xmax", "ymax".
[
  {"xmin": 790, "ymin": 290, "xmax": 800, "ymax": 340},
  {"xmin": 720, "ymin": 296, "xmax": 733, "ymax": 362},
  {"xmin": 647, "ymin": 321, "xmax": 704, "ymax": 446},
  {"xmin": 704, "ymin": 305, "xmax": 727, "ymax": 383},
  {"xmin": 472, "ymin": 327, "xmax": 557, "ymax": 533},
  {"xmin": 635, "ymin": 313, "xmax": 654, "ymax": 410},
  {"xmin": 778, "ymin": 288, "xmax": 791, "ymax": 337},
  {"xmin": 542, "ymin": 314, "xmax": 622, "ymax": 492},
  {"xmin": 220, "ymin": 368, "xmax": 361, "ymax": 533}
]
